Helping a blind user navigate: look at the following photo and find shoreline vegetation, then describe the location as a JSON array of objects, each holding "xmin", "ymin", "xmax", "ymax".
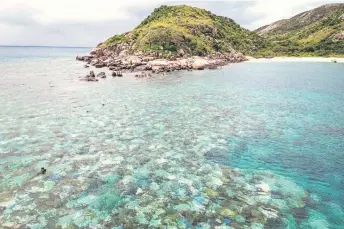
[
  {"xmin": 76, "ymin": 4, "xmax": 344, "ymax": 81},
  {"xmin": 248, "ymin": 56, "xmax": 344, "ymax": 63}
]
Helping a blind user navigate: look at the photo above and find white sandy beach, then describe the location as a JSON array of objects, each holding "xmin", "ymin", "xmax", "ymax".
[{"xmin": 248, "ymin": 57, "xmax": 344, "ymax": 63}]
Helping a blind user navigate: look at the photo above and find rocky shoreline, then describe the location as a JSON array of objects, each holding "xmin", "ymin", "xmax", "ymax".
[{"xmin": 76, "ymin": 47, "xmax": 247, "ymax": 81}]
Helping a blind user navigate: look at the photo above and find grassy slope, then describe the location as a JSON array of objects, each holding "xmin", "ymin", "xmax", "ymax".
[
  {"xmin": 256, "ymin": 4, "xmax": 344, "ymax": 57},
  {"xmin": 103, "ymin": 5, "xmax": 268, "ymax": 56}
]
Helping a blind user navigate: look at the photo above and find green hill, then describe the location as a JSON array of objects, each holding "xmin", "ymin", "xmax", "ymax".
[
  {"xmin": 256, "ymin": 3, "xmax": 344, "ymax": 57},
  {"xmin": 101, "ymin": 5, "xmax": 268, "ymax": 57}
]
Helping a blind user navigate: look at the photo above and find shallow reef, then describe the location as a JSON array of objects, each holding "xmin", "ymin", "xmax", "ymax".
[
  {"xmin": 0, "ymin": 146, "xmax": 324, "ymax": 228},
  {"xmin": 1, "ymin": 59, "xmax": 344, "ymax": 229}
]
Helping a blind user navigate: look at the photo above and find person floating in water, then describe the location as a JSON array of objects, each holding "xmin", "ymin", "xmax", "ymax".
[{"xmin": 41, "ymin": 167, "xmax": 47, "ymax": 174}]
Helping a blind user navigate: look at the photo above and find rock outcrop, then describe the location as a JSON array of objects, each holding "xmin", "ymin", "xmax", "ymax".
[
  {"xmin": 76, "ymin": 48, "xmax": 247, "ymax": 78},
  {"xmin": 97, "ymin": 72, "xmax": 106, "ymax": 78},
  {"xmin": 112, "ymin": 71, "xmax": 123, "ymax": 77},
  {"xmin": 80, "ymin": 71, "xmax": 98, "ymax": 82}
]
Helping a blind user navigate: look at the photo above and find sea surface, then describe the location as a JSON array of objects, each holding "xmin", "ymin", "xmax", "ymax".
[{"xmin": 0, "ymin": 46, "xmax": 344, "ymax": 229}]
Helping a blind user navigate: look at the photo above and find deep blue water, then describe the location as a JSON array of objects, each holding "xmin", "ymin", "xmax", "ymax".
[{"xmin": 0, "ymin": 47, "xmax": 343, "ymax": 228}]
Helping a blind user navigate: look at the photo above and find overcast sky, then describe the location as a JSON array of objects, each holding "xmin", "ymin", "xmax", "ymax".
[{"xmin": 0, "ymin": 0, "xmax": 340, "ymax": 47}]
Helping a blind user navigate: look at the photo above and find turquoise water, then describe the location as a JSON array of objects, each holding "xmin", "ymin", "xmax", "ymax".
[{"xmin": 0, "ymin": 47, "xmax": 344, "ymax": 229}]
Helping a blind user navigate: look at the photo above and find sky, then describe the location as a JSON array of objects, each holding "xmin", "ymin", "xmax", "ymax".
[{"xmin": 0, "ymin": 0, "xmax": 340, "ymax": 47}]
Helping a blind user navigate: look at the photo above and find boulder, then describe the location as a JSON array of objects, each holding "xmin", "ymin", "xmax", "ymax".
[
  {"xmin": 121, "ymin": 60, "xmax": 129, "ymax": 66},
  {"xmin": 208, "ymin": 64, "xmax": 218, "ymax": 70},
  {"xmin": 142, "ymin": 56, "xmax": 156, "ymax": 62},
  {"xmin": 226, "ymin": 52, "xmax": 247, "ymax": 62},
  {"xmin": 84, "ymin": 64, "xmax": 89, "ymax": 68},
  {"xmin": 133, "ymin": 65, "xmax": 147, "ymax": 72},
  {"xmin": 90, "ymin": 48, "xmax": 98, "ymax": 55},
  {"xmin": 178, "ymin": 49, "xmax": 185, "ymax": 57},
  {"xmin": 169, "ymin": 55, "xmax": 177, "ymax": 61},
  {"xmin": 80, "ymin": 73, "xmax": 98, "ymax": 82},
  {"xmin": 121, "ymin": 65, "xmax": 132, "ymax": 70},
  {"xmin": 147, "ymin": 59, "xmax": 170, "ymax": 71},
  {"xmin": 103, "ymin": 59, "xmax": 112, "ymax": 65},
  {"xmin": 90, "ymin": 59, "xmax": 99, "ymax": 66},
  {"xmin": 119, "ymin": 50, "xmax": 129, "ymax": 57},
  {"xmin": 109, "ymin": 66, "xmax": 121, "ymax": 71},
  {"xmin": 168, "ymin": 61, "xmax": 182, "ymax": 70},
  {"xmin": 113, "ymin": 71, "xmax": 123, "ymax": 77},
  {"xmin": 84, "ymin": 56, "xmax": 89, "ymax": 61},
  {"xmin": 103, "ymin": 49, "xmax": 114, "ymax": 57},
  {"xmin": 107, "ymin": 62, "xmax": 116, "ymax": 67},
  {"xmin": 95, "ymin": 63, "xmax": 105, "ymax": 68},
  {"xmin": 126, "ymin": 56, "xmax": 143, "ymax": 66},
  {"xmin": 192, "ymin": 58, "xmax": 209, "ymax": 70},
  {"xmin": 135, "ymin": 72, "xmax": 151, "ymax": 78},
  {"xmin": 152, "ymin": 66, "xmax": 163, "ymax": 73},
  {"xmin": 99, "ymin": 56, "xmax": 108, "ymax": 61},
  {"xmin": 90, "ymin": 48, "xmax": 103, "ymax": 56},
  {"xmin": 97, "ymin": 72, "xmax": 106, "ymax": 78},
  {"xmin": 90, "ymin": 71, "xmax": 95, "ymax": 78},
  {"xmin": 178, "ymin": 59, "xmax": 189, "ymax": 69}
]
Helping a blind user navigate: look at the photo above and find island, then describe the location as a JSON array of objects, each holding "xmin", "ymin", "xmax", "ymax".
[{"xmin": 76, "ymin": 4, "xmax": 344, "ymax": 81}]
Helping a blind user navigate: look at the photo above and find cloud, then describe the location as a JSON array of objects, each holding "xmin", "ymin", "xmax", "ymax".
[
  {"xmin": 0, "ymin": 0, "xmax": 340, "ymax": 46},
  {"xmin": 0, "ymin": 5, "xmax": 40, "ymax": 27}
]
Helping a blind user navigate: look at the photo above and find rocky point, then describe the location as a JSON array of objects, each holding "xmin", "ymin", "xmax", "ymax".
[{"xmin": 76, "ymin": 47, "xmax": 247, "ymax": 82}]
